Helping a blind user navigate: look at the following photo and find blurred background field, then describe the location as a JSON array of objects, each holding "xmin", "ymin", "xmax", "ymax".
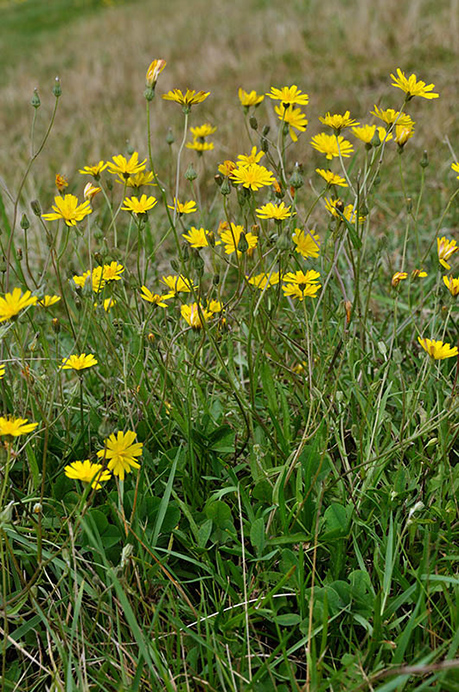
[{"xmin": 1, "ymin": 0, "xmax": 458, "ymax": 194}]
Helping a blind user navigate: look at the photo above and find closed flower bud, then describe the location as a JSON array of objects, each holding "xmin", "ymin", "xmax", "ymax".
[
  {"xmin": 420, "ymin": 150, "xmax": 429, "ymax": 168},
  {"xmin": 30, "ymin": 199, "xmax": 42, "ymax": 216},
  {"xmin": 52, "ymin": 77, "xmax": 62, "ymax": 98},
  {"xmin": 406, "ymin": 197, "xmax": 412, "ymax": 213},
  {"xmin": 20, "ymin": 213, "xmax": 30, "ymax": 231},
  {"xmin": 31, "ymin": 88, "xmax": 41, "ymax": 109},
  {"xmin": 214, "ymin": 174, "xmax": 223, "ymax": 187},
  {"xmin": 185, "ymin": 163, "xmax": 197, "ymax": 181},
  {"xmin": 237, "ymin": 233, "xmax": 249, "ymax": 253},
  {"xmin": 166, "ymin": 128, "xmax": 175, "ymax": 145},
  {"xmin": 147, "ymin": 332, "xmax": 155, "ymax": 343},
  {"xmin": 249, "ymin": 116, "xmax": 258, "ymax": 130},
  {"xmin": 94, "ymin": 252, "xmax": 104, "ymax": 265},
  {"xmin": 126, "ymin": 142, "xmax": 135, "ymax": 156},
  {"xmin": 52, "ymin": 318, "xmax": 60, "ymax": 333},
  {"xmin": 261, "ymin": 137, "xmax": 269, "ymax": 153},
  {"xmin": 220, "ymin": 177, "xmax": 231, "ymax": 196},
  {"xmin": 262, "ymin": 125, "xmax": 270, "ymax": 136},
  {"xmin": 17, "ymin": 248, "xmax": 23, "ymax": 261},
  {"xmin": 213, "ymin": 273, "xmax": 220, "ymax": 285},
  {"xmin": 289, "ymin": 165, "xmax": 304, "ymax": 190},
  {"xmin": 207, "ymin": 230, "xmax": 216, "ymax": 247},
  {"xmin": 170, "ymin": 259, "xmax": 180, "ymax": 272}
]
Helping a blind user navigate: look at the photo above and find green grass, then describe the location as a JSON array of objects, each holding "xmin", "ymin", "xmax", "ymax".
[{"xmin": 0, "ymin": 1, "xmax": 458, "ymax": 690}]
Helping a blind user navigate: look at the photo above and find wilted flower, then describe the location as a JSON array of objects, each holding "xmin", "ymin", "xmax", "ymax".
[
  {"xmin": 443, "ymin": 275, "xmax": 459, "ymax": 296},
  {"xmin": 145, "ymin": 59, "xmax": 166, "ymax": 88},
  {"xmin": 84, "ymin": 182, "xmax": 101, "ymax": 201},
  {"xmin": 391, "ymin": 271, "xmax": 408, "ymax": 287},
  {"xmin": 55, "ymin": 174, "xmax": 68, "ymax": 192},
  {"xmin": 437, "ymin": 236, "xmax": 458, "ymax": 270}
]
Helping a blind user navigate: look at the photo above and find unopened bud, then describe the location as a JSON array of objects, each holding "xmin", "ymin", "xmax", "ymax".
[
  {"xmin": 213, "ymin": 273, "xmax": 220, "ymax": 285},
  {"xmin": 53, "ymin": 77, "xmax": 62, "ymax": 98},
  {"xmin": 214, "ymin": 174, "xmax": 223, "ymax": 187},
  {"xmin": 94, "ymin": 252, "xmax": 104, "ymax": 265},
  {"xmin": 147, "ymin": 332, "xmax": 155, "ymax": 343},
  {"xmin": 289, "ymin": 165, "xmax": 304, "ymax": 190},
  {"xmin": 126, "ymin": 142, "xmax": 135, "ymax": 156},
  {"xmin": 30, "ymin": 199, "xmax": 41, "ymax": 216},
  {"xmin": 262, "ymin": 125, "xmax": 270, "ymax": 136},
  {"xmin": 20, "ymin": 214, "xmax": 30, "ymax": 231},
  {"xmin": 420, "ymin": 150, "xmax": 429, "ymax": 168},
  {"xmin": 52, "ymin": 318, "xmax": 60, "ymax": 334},
  {"xmin": 185, "ymin": 163, "xmax": 197, "ymax": 181},
  {"xmin": 260, "ymin": 137, "xmax": 269, "ymax": 153},
  {"xmin": 249, "ymin": 116, "xmax": 258, "ymax": 130},
  {"xmin": 31, "ymin": 88, "xmax": 41, "ymax": 109},
  {"xmin": 170, "ymin": 259, "xmax": 180, "ymax": 272},
  {"xmin": 166, "ymin": 128, "xmax": 174, "ymax": 146},
  {"xmin": 237, "ymin": 233, "xmax": 249, "ymax": 253},
  {"xmin": 220, "ymin": 177, "xmax": 231, "ymax": 196},
  {"xmin": 17, "ymin": 248, "xmax": 23, "ymax": 261},
  {"xmin": 406, "ymin": 197, "xmax": 412, "ymax": 213},
  {"xmin": 144, "ymin": 87, "xmax": 155, "ymax": 101}
]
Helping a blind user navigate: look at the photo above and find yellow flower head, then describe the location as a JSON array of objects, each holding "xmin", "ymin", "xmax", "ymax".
[
  {"xmin": 395, "ymin": 123, "xmax": 415, "ymax": 147},
  {"xmin": 315, "ymin": 169, "xmax": 348, "ymax": 187},
  {"xmin": 437, "ymin": 236, "xmax": 458, "ymax": 270},
  {"xmin": 167, "ymin": 198, "xmax": 198, "ymax": 215},
  {"xmin": 390, "ymin": 68, "xmax": 439, "ymax": 100},
  {"xmin": 351, "ymin": 125, "xmax": 392, "ymax": 145},
  {"xmin": 186, "ymin": 139, "xmax": 214, "ymax": 152},
  {"xmin": 208, "ymin": 300, "xmax": 223, "ymax": 313},
  {"xmin": 83, "ymin": 182, "xmax": 101, "ymax": 201},
  {"xmin": 310, "ymin": 133, "xmax": 354, "ymax": 160},
  {"xmin": 102, "ymin": 262, "xmax": 124, "ymax": 282},
  {"xmin": 247, "ymin": 272, "xmax": 281, "ymax": 289},
  {"xmin": 107, "ymin": 153, "xmax": 147, "ymax": 179},
  {"xmin": 218, "ymin": 160, "xmax": 236, "ymax": 176},
  {"xmin": 370, "ymin": 106, "xmax": 414, "ymax": 128},
  {"xmin": 0, "ymin": 288, "xmax": 37, "ymax": 322},
  {"xmin": 190, "ymin": 123, "xmax": 217, "ymax": 138},
  {"xmin": 292, "ymin": 229, "xmax": 321, "ymax": 259},
  {"xmin": 146, "ymin": 59, "xmax": 166, "ymax": 88},
  {"xmin": 55, "ymin": 174, "xmax": 68, "ymax": 192},
  {"xmin": 97, "ymin": 430, "xmax": 143, "ymax": 480},
  {"xmin": 282, "ymin": 270, "xmax": 322, "ymax": 301},
  {"xmin": 255, "ymin": 201, "xmax": 293, "ymax": 220},
  {"xmin": 266, "ymin": 85, "xmax": 309, "ymax": 106},
  {"xmin": 324, "ymin": 198, "xmax": 365, "ymax": 224},
  {"xmin": 140, "ymin": 286, "xmax": 172, "ymax": 307},
  {"xmin": 274, "ymin": 104, "xmax": 308, "ymax": 142},
  {"xmin": 443, "ymin": 275, "xmax": 459, "ymax": 297},
  {"xmin": 181, "ymin": 302, "xmax": 213, "ymax": 329},
  {"xmin": 162, "ymin": 88, "xmax": 210, "ymax": 112},
  {"xmin": 64, "ymin": 459, "xmax": 111, "ymax": 489},
  {"xmin": 78, "ymin": 161, "xmax": 108, "ymax": 178},
  {"xmin": 238, "ymin": 88, "xmax": 264, "ymax": 107},
  {"xmin": 451, "ymin": 162, "xmax": 459, "ymax": 180},
  {"xmin": 42, "ymin": 194, "xmax": 92, "ymax": 226},
  {"xmin": 38, "ymin": 295, "xmax": 61, "ymax": 307},
  {"xmin": 283, "ymin": 269, "xmax": 321, "ymax": 285},
  {"xmin": 391, "ymin": 271, "xmax": 408, "ymax": 287},
  {"xmin": 121, "ymin": 194, "xmax": 157, "ymax": 215},
  {"xmin": 319, "ymin": 111, "xmax": 358, "ymax": 132},
  {"xmin": 124, "ymin": 170, "xmax": 156, "ymax": 188},
  {"xmin": 0, "ymin": 416, "xmax": 38, "ymax": 437},
  {"xmin": 182, "ymin": 226, "xmax": 210, "ymax": 248},
  {"xmin": 230, "ymin": 163, "xmax": 275, "ymax": 191},
  {"xmin": 237, "ymin": 147, "xmax": 265, "ymax": 165},
  {"xmin": 60, "ymin": 353, "xmax": 98, "ymax": 371},
  {"xmin": 160, "ymin": 274, "xmax": 197, "ymax": 294},
  {"xmin": 417, "ymin": 337, "xmax": 458, "ymax": 360},
  {"xmin": 219, "ymin": 223, "xmax": 258, "ymax": 256}
]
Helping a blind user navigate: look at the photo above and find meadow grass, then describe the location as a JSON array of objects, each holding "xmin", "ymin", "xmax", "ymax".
[{"xmin": 0, "ymin": 1, "xmax": 458, "ymax": 690}]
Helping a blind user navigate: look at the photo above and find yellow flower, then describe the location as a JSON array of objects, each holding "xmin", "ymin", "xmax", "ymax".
[
  {"xmin": 391, "ymin": 271, "xmax": 408, "ymax": 287},
  {"xmin": 160, "ymin": 274, "xmax": 197, "ymax": 294},
  {"xmin": 162, "ymin": 88, "xmax": 210, "ymax": 111},
  {"xmin": 38, "ymin": 295, "xmax": 61, "ymax": 307},
  {"xmin": 319, "ymin": 111, "xmax": 358, "ymax": 132},
  {"xmin": 42, "ymin": 194, "xmax": 92, "ymax": 226},
  {"xmin": 0, "ymin": 364, "xmax": 5, "ymax": 379},
  {"xmin": 0, "ymin": 416, "xmax": 38, "ymax": 436},
  {"xmin": 220, "ymin": 223, "xmax": 258, "ymax": 255},
  {"xmin": 292, "ymin": 229, "xmax": 321, "ymax": 259},
  {"xmin": 238, "ymin": 88, "xmax": 264, "ymax": 107},
  {"xmin": 390, "ymin": 68, "xmax": 439, "ymax": 100},
  {"xmin": 266, "ymin": 85, "xmax": 309, "ymax": 106},
  {"xmin": 310, "ymin": 133, "xmax": 354, "ymax": 160},
  {"xmin": 247, "ymin": 272, "xmax": 281, "ymax": 289},
  {"xmin": 324, "ymin": 198, "xmax": 365, "ymax": 223},
  {"xmin": 352, "ymin": 125, "xmax": 392, "ymax": 144},
  {"xmin": 102, "ymin": 262, "xmax": 124, "ymax": 282},
  {"xmin": 190, "ymin": 123, "xmax": 217, "ymax": 138},
  {"xmin": 451, "ymin": 162, "xmax": 459, "ymax": 180},
  {"xmin": 315, "ymin": 169, "xmax": 348, "ymax": 187},
  {"xmin": 55, "ymin": 174, "xmax": 68, "ymax": 192},
  {"xmin": 230, "ymin": 163, "xmax": 275, "ymax": 191},
  {"xmin": 182, "ymin": 226, "xmax": 210, "ymax": 248},
  {"xmin": 411, "ymin": 269, "xmax": 427, "ymax": 279},
  {"xmin": 107, "ymin": 153, "xmax": 147, "ymax": 179},
  {"xmin": 97, "ymin": 430, "xmax": 143, "ymax": 481},
  {"xmin": 237, "ymin": 147, "xmax": 265, "ymax": 165},
  {"xmin": 274, "ymin": 104, "xmax": 308, "ymax": 142},
  {"xmin": 218, "ymin": 160, "xmax": 236, "ymax": 176},
  {"xmin": 64, "ymin": 459, "xmax": 111, "ymax": 489},
  {"xmin": 417, "ymin": 337, "xmax": 458, "ymax": 359},
  {"xmin": 140, "ymin": 286, "xmax": 173, "ymax": 307},
  {"xmin": 443, "ymin": 275, "xmax": 459, "ymax": 296},
  {"xmin": 78, "ymin": 161, "xmax": 108, "ymax": 178},
  {"xmin": 437, "ymin": 236, "xmax": 458, "ymax": 270},
  {"xmin": 102, "ymin": 298, "xmax": 116, "ymax": 311},
  {"xmin": 282, "ymin": 273, "xmax": 321, "ymax": 300},
  {"xmin": 121, "ymin": 194, "xmax": 157, "ymax": 215},
  {"xmin": 370, "ymin": 106, "xmax": 414, "ymax": 128},
  {"xmin": 208, "ymin": 300, "xmax": 223, "ymax": 313},
  {"xmin": 73, "ymin": 267, "xmax": 106, "ymax": 293},
  {"xmin": 83, "ymin": 182, "xmax": 101, "ymax": 201},
  {"xmin": 395, "ymin": 123, "xmax": 415, "ymax": 147},
  {"xmin": 181, "ymin": 303, "xmax": 213, "ymax": 329},
  {"xmin": 145, "ymin": 58, "xmax": 166, "ymax": 88},
  {"xmin": 60, "ymin": 353, "xmax": 98, "ymax": 371},
  {"xmin": 125, "ymin": 171, "xmax": 156, "ymax": 188},
  {"xmin": 255, "ymin": 201, "xmax": 293, "ymax": 220},
  {"xmin": 186, "ymin": 139, "xmax": 214, "ymax": 152},
  {"xmin": 0, "ymin": 288, "xmax": 37, "ymax": 322},
  {"xmin": 167, "ymin": 198, "xmax": 198, "ymax": 215}
]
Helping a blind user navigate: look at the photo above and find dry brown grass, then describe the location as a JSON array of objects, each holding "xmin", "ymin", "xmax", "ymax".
[{"xmin": 1, "ymin": 0, "xmax": 458, "ymax": 202}]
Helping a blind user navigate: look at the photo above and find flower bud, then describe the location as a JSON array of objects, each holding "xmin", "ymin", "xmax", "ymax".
[
  {"xmin": 185, "ymin": 163, "xmax": 197, "ymax": 182},
  {"xmin": 52, "ymin": 318, "xmax": 60, "ymax": 334},
  {"xmin": 237, "ymin": 233, "xmax": 249, "ymax": 253},
  {"xmin": 145, "ymin": 59, "xmax": 166, "ymax": 89},
  {"xmin": 31, "ymin": 88, "xmax": 41, "ymax": 109},
  {"xmin": 126, "ymin": 142, "xmax": 135, "ymax": 156},
  {"xmin": 17, "ymin": 248, "xmax": 23, "ymax": 261},
  {"xmin": 214, "ymin": 174, "xmax": 223, "ymax": 187},
  {"xmin": 170, "ymin": 259, "xmax": 180, "ymax": 272},
  {"xmin": 261, "ymin": 137, "xmax": 269, "ymax": 153},
  {"xmin": 30, "ymin": 200, "xmax": 41, "ymax": 216},
  {"xmin": 249, "ymin": 116, "xmax": 258, "ymax": 130},
  {"xmin": 289, "ymin": 164, "xmax": 303, "ymax": 190},
  {"xmin": 20, "ymin": 214, "xmax": 30, "ymax": 231},
  {"xmin": 166, "ymin": 128, "xmax": 175, "ymax": 145},
  {"xmin": 262, "ymin": 125, "xmax": 270, "ymax": 136},
  {"xmin": 53, "ymin": 77, "xmax": 62, "ymax": 98},
  {"xmin": 420, "ymin": 150, "xmax": 429, "ymax": 168},
  {"xmin": 220, "ymin": 178, "xmax": 231, "ymax": 196}
]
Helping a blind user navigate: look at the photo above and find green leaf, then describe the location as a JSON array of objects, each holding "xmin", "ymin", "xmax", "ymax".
[
  {"xmin": 321, "ymin": 502, "xmax": 351, "ymax": 539},
  {"xmin": 205, "ymin": 500, "xmax": 232, "ymax": 528},
  {"xmin": 250, "ymin": 517, "xmax": 265, "ymax": 556}
]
